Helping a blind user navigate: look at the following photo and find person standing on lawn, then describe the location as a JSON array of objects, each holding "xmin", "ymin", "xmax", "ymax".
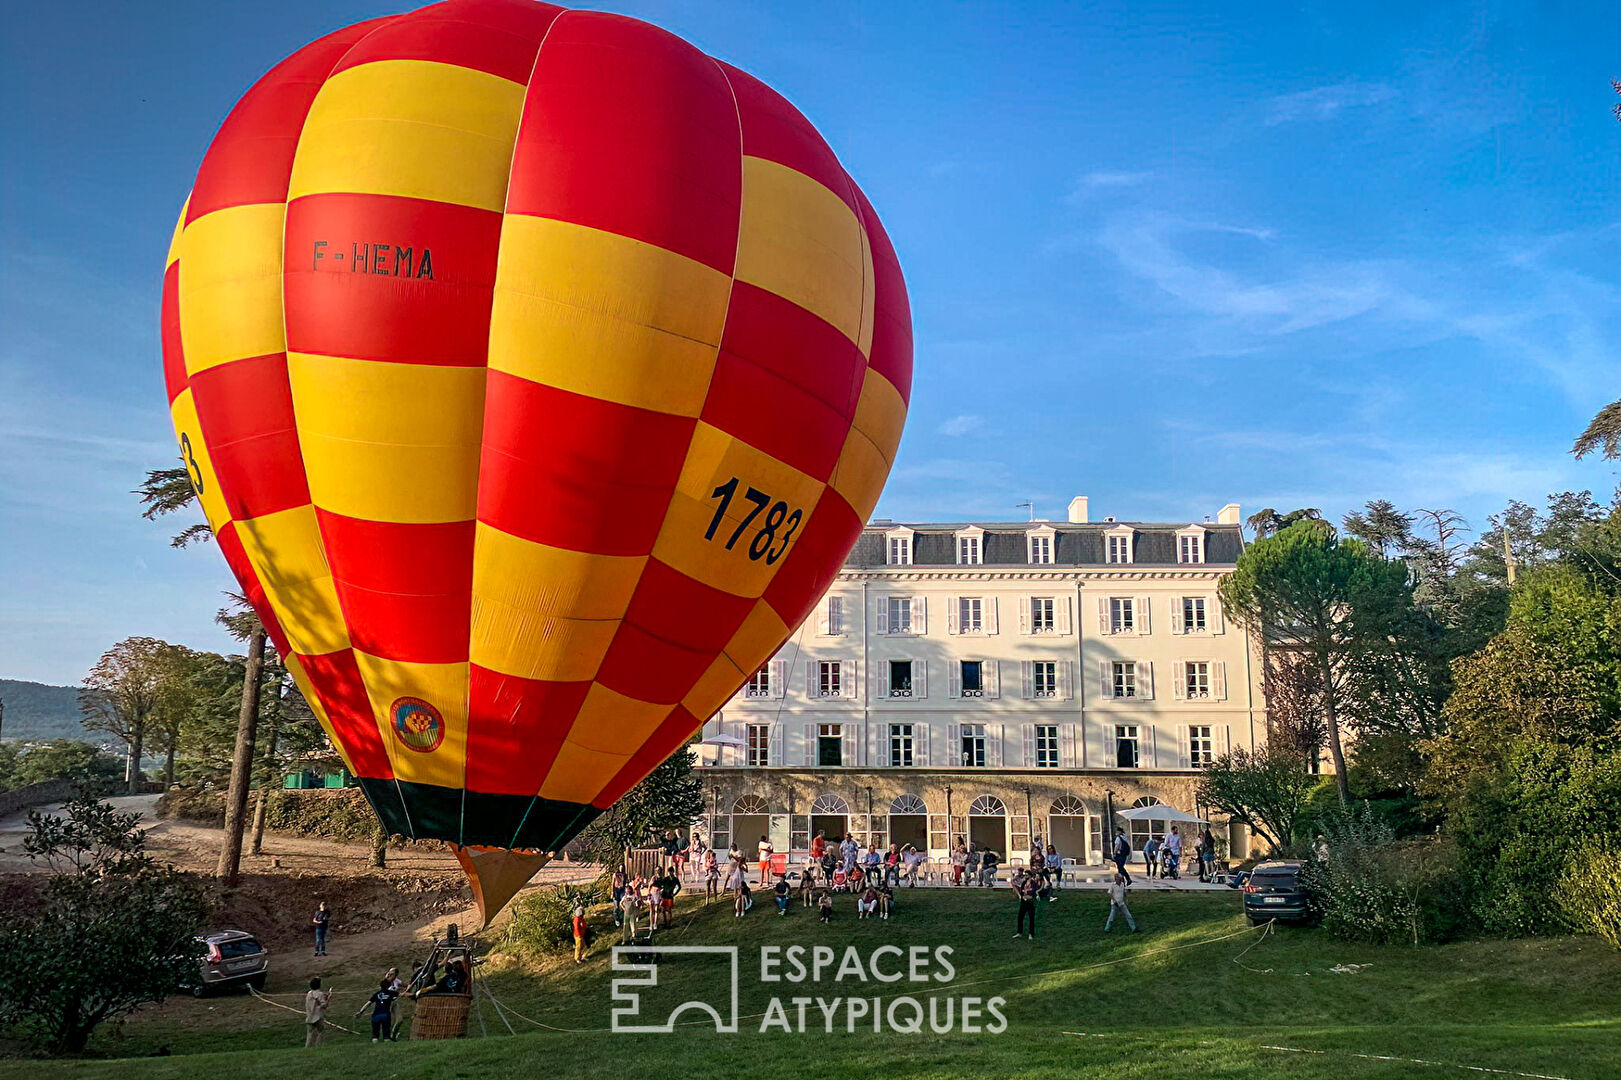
[
  {"xmin": 356, "ymin": 976, "xmax": 398, "ymax": 1041},
  {"xmin": 304, "ymin": 977, "xmax": 332, "ymax": 1048},
  {"xmin": 572, "ymin": 906, "xmax": 590, "ymax": 963},
  {"xmin": 1105, "ymin": 871, "xmax": 1139, "ymax": 933},
  {"xmin": 311, "ymin": 900, "xmax": 330, "ymax": 956},
  {"xmin": 1112, "ymin": 828, "xmax": 1133, "ymax": 884},
  {"xmin": 1012, "ymin": 869, "xmax": 1039, "ymax": 939},
  {"xmin": 610, "ymin": 867, "xmax": 628, "ymax": 925}
]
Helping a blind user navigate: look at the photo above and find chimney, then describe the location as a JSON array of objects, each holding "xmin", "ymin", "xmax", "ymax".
[
  {"xmin": 1216, "ymin": 503, "xmax": 1241, "ymax": 525},
  {"xmin": 1067, "ymin": 496, "xmax": 1089, "ymax": 524}
]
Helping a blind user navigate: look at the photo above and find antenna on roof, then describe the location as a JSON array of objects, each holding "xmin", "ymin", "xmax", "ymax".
[{"xmin": 1015, "ymin": 501, "xmax": 1034, "ymax": 522}]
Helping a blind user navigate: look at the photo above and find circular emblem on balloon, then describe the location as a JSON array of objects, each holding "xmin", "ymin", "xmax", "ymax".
[{"xmin": 391, "ymin": 697, "xmax": 445, "ymax": 753}]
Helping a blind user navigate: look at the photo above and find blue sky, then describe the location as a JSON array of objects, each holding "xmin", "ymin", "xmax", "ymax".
[{"xmin": 2, "ymin": 1, "xmax": 1617, "ymax": 685}]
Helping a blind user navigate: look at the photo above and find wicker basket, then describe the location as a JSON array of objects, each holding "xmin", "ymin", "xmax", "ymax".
[{"xmin": 411, "ymin": 993, "xmax": 472, "ymax": 1039}]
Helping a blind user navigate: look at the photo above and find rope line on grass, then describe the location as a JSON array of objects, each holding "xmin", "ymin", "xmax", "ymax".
[
  {"xmin": 483, "ymin": 918, "xmax": 1275, "ymax": 1034},
  {"xmin": 1258, "ymin": 1043, "xmax": 1579, "ymax": 1080},
  {"xmin": 246, "ymin": 986, "xmax": 364, "ymax": 1036}
]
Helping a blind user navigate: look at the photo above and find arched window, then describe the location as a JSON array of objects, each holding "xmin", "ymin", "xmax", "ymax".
[
  {"xmin": 1131, "ymin": 796, "xmax": 1161, "ymax": 809},
  {"xmin": 1050, "ymin": 795, "xmax": 1087, "ymax": 816},
  {"xmin": 810, "ymin": 794, "xmax": 850, "ymax": 815},
  {"xmin": 733, "ymin": 794, "xmax": 770, "ymax": 814},
  {"xmin": 890, "ymin": 793, "xmax": 928, "ymax": 815},
  {"xmin": 968, "ymin": 795, "xmax": 1006, "ymax": 816}
]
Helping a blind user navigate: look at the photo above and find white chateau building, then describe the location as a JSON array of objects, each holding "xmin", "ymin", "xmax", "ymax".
[{"xmin": 696, "ymin": 496, "xmax": 1268, "ymax": 866}]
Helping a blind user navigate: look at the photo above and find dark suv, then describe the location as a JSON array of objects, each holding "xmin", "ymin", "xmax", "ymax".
[
  {"xmin": 193, "ymin": 930, "xmax": 269, "ymax": 995},
  {"xmin": 1242, "ymin": 860, "xmax": 1312, "ymax": 925}
]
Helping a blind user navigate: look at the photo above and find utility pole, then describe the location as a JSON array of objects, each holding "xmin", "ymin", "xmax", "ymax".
[{"xmin": 1503, "ymin": 527, "xmax": 1517, "ymax": 585}]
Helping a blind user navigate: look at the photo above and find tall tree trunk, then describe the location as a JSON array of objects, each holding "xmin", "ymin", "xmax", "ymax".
[
  {"xmin": 370, "ymin": 823, "xmax": 388, "ymax": 868},
  {"xmin": 1320, "ymin": 653, "xmax": 1351, "ymax": 806},
  {"xmin": 126, "ymin": 721, "xmax": 145, "ymax": 795},
  {"xmin": 164, "ymin": 738, "xmax": 177, "ymax": 789},
  {"xmin": 250, "ymin": 695, "xmax": 281, "ymax": 856},
  {"xmin": 216, "ymin": 630, "xmax": 265, "ymax": 886}
]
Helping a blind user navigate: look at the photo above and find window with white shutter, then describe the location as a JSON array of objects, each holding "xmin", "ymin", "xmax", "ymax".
[
  {"xmin": 1057, "ymin": 596, "xmax": 1073, "ymax": 635},
  {"xmin": 1213, "ymin": 661, "xmax": 1227, "ymax": 700},
  {"xmin": 821, "ymin": 595, "xmax": 844, "ymax": 635},
  {"xmin": 744, "ymin": 666, "xmax": 772, "ymax": 698},
  {"xmin": 886, "ymin": 596, "xmax": 912, "ymax": 634},
  {"xmin": 958, "ymin": 597, "xmax": 983, "ymax": 633},
  {"xmin": 1032, "ymin": 660, "xmax": 1057, "ymax": 698},
  {"xmin": 1188, "ymin": 724, "xmax": 1214, "ymax": 768},
  {"xmin": 1137, "ymin": 597, "xmax": 1151, "ymax": 634},
  {"xmin": 889, "ymin": 723, "xmax": 915, "ymax": 767},
  {"xmin": 769, "ymin": 659, "xmax": 789, "ymax": 699},
  {"xmin": 887, "ymin": 659, "xmax": 914, "ymax": 698},
  {"xmin": 1113, "ymin": 724, "xmax": 1139, "ymax": 768},
  {"xmin": 746, "ymin": 723, "xmax": 770, "ymax": 767},
  {"xmin": 1033, "ymin": 724, "xmax": 1059, "ymax": 768},
  {"xmin": 1029, "ymin": 597, "xmax": 1056, "ymax": 633}
]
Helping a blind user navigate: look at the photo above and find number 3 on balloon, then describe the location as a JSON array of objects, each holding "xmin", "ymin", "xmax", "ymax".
[
  {"xmin": 180, "ymin": 432, "xmax": 205, "ymax": 496},
  {"xmin": 765, "ymin": 509, "xmax": 802, "ymax": 564}
]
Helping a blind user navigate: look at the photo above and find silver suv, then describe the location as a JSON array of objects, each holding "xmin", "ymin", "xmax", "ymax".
[{"xmin": 194, "ymin": 930, "xmax": 269, "ymax": 995}]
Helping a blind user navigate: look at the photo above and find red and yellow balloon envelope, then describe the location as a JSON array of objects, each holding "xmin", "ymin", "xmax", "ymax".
[{"xmin": 160, "ymin": 0, "xmax": 911, "ymax": 923}]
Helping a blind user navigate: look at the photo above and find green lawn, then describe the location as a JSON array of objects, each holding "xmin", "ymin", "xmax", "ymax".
[{"xmin": 7, "ymin": 888, "xmax": 1618, "ymax": 1079}]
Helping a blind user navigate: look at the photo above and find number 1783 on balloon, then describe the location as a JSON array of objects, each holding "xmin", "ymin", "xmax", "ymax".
[{"xmin": 704, "ymin": 477, "xmax": 802, "ymax": 565}]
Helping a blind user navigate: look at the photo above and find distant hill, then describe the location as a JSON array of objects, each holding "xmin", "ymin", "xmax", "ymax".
[{"xmin": 0, "ymin": 679, "xmax": 93, "ymax": 743}]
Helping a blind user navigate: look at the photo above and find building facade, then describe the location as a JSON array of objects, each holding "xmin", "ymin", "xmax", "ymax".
[{"xmin": 696, "ymin": 497, "xmax": 1267, "ymax": 865}]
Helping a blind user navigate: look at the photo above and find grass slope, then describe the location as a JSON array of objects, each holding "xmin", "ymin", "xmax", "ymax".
[{"xmin": 7, "ymin": 890, "xmax": 1618, "ymax": 1079}]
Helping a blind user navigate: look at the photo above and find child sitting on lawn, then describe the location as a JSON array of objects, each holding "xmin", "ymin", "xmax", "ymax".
[
  {"xmin": 818, "ymin": 891, "xmax": 834, "ymax": 922},
  {"xmin": 857, "ymin": 885, "xmax": 880, "ymax": 919}
]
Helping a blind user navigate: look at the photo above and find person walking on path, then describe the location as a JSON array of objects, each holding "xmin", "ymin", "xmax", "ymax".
[
  {"xmin": 1112, "ymin": 829, "xmax": 1133, "ymax": 884},
  {"xmin": 311, "ymin": 901, "xmax": 331, "ymax": 956},
  {"xmin": 572, "ymin": 906, "xmax": 590, "ymax": 963},
  {"xmin": 1012, "ymin": 870, "xmax": 1039, "ymax": 939},
  {"xmin": 1198, "ymin": 827, "xmax": 1217, "ymax": 882},
  {"xmin": 304, "ymin": 977, "xmax": 332, "ymax": 1048},
  {"xmin": 1104, "ymin": 871, "xmax": 1139, "ymax": 933},
  {"xmin": 356, "ymin": 977, "xmax": 398, "ymax": 1041},
  {"xmin": 383, "ymin": 967, "xmax": 406, "ymax": 1040}
]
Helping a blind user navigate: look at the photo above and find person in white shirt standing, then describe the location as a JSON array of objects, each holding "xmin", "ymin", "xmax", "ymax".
[
  {"xmin": 303, "ymin": 977, "xmax": 332, "ymax": 1047},
  {"xmin": 1104, "ymin": 872, "xmax": 1139, "ymax": 933},
  {"xmin": 757, "ymin": 835, "xmax": 774, "ymax": 884}
]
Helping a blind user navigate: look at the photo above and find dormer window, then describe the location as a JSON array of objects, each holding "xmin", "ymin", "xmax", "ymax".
[
  {"xmin": 1027, "ymin": 525, "xmax": 1055, "ymax": 565},
  {"xmin": 1177, "ymin": 526, "xmax": 1206, "ymax": 564},
  {"xmin": 1106, "ymin": 528, "xmax": 1134, "ymax": 564},
  {"xmin": 887, "ymin": 528, "xmax": 913, "ymax": 566},
  {"xmin": 956, "ymin": 526, "xmax": 983, "ymax": 565}
]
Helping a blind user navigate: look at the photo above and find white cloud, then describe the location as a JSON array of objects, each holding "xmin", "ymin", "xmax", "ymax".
[
  {"xmin": 1261, "ymin": 80, "xmax": 1398, "ymax": 126},
  {"xmin": 937, "ymin": 414, "xmax": 984, "ymax": 437}
]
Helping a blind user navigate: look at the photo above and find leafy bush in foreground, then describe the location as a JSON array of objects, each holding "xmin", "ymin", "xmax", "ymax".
[
  {"xmin": 496, "ymin": 880, "xmax": 609, "ymax": 960},
  {"xmin": 1303, "ymin": 805, "xmax": 1464, "ymax": 945}
]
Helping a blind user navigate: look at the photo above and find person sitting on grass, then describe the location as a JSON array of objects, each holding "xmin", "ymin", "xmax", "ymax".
[
  {"xmin": 774, "ymin": 874, "xmax": 793, "ymax": 915},
  {"xmin": 857, "ymin": 884, "xmax": 880, "ymax": 919},
  {"xmin": 848, "ymin": 863, "xmax": 866, "ymax": 894},
  {"xmin": 876, "ymin": 883, "xmax": 894, "ymax": 921},
  {"xmin": 818, "ymin": 891, "xmax": 834, "ymax": 923},
  {"xmin": 799, "ymin": 862, "xmax": 818, "ymax": 905},
  {"xmin": 831, "ymin": 864, "xmax": 849, "ymax": 893},
  {"xmin": 734, "ymin": 875, "xmax": 753, "ymax": 917},
  {"xmin": 1104, "ymin": 871, "xmax": 1139, "ymax": 933}
]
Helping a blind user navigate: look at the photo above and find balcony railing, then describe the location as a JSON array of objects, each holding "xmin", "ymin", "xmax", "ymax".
[
  {"xmin": 889, "ymin": 688, "xmax": 912, "ymax": 697},
  {"xmin": 961, "ymin": 688, "xmax": 984, "ymax": 698}
]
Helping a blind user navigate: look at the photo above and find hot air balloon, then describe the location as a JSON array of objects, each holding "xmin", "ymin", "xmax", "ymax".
[{"xmin": 161, "ymin": 0, "xmax": 910, "ymax": 924}]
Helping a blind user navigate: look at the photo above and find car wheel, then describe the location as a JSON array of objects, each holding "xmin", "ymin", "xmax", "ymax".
[{"xmin": 191, "ymin": 983, "xmax": 208, "ymax": 999}]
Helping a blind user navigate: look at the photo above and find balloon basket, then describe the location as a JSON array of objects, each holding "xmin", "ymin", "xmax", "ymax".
[{"xmin": 411, "ymin": 993, "xmax": 473, "ymax": 1040}]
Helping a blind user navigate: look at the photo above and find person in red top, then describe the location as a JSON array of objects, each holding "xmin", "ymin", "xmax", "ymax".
[
  {"xmin": 571, "ymin": 906, "xmax": 589, "ymax": 964},
  {"xmin": 811, "ymin": 831, "xmax": 827, "ymax": 861}
]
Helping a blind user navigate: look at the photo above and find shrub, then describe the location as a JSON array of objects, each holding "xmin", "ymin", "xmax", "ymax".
[
  {"xmin": 1560, "ymin": 842, "xmax": 1621, "ymax": 949},
  {"xmin": 496, "ymin": 880, "xmax": 609, "ymax": 960},
  {"xmin": 1303, "ymin": 804, "xmax": 1464, "ymax": 945}
]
